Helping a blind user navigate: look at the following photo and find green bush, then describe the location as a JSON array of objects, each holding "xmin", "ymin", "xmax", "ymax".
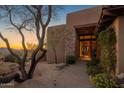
[
  {"xmin": 87, "ymin": 66, "xmax": 101, "ymax": 76},
  {"xmin": 91, "ymin": 73, "xmax": 119, "ymax": 88},
  {"xmin": 86, "ymin": 59, "xmax": 100, "ymax": 67},
  {"xmin": 97, "ymin": 27, "xmax": 116, "ymax": 74},
  {"xmin": 3, "ymin": 54, "xmax": 29, "ymax": 63},
  {"xmin": 4, "ymin": 54, "xmax": 21, "ymax": 62},
  {"xmin": 66, "ymin": 55, "xmax": 76, "ymax": 64},
  {"xmin": 86, "ymin": 59, "xmax": 102, "ymax": 76}
]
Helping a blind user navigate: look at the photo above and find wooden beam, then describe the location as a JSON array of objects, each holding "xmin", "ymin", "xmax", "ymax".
[
  {"xmin": 103, "ymin": 10, "xmax": 118, "ymax": 16},
  {"xmin": 78, "ymin": 33, "xmax": 95, "ymax": 36},
  {"xmin": 101, "ymin": 18, "xmax": 115, "ymax": 24},
  {"xmin": 80, "ymin": 38, "xmax": 96, "ymax": 41},
  {"xmin": 90, "ymin": 34, "xmax": 92, "ymax": 58},
  {"xmin": 79, "ymin": 34, "xmax": 95, "ymax": 36},
  {"xmin": 105, "ymin": 6, "xmax": 124, "ymax": 11}
]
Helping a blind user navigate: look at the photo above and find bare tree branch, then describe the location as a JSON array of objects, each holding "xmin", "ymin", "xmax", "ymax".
[
  {"xmin": 0, "ymin": 32, "xmax": 21, "ymax": 63},
  {"xmin": 24, "ymin": 6, "xmax": 41, "ymax": 43},
  {"xmin": 39, "ymin": 5, "xmax": 52, "ymax": 27},
  {"xmin": 20, "ymin": 18, "xmax": 32, "ymax": 29},
  {"xmin": 28, "ymin": 5, "xmax": 53, "ymax": 78},
  {"xmin": 8, "ymin": 9, "xmax": 28, "ymax": 63},
  {"xmin": 44, "ymin": 5, "xmax": 52, "ymax": 27},
  {"xmin": 31, "ymin": 5, "xmax": 43, "ymax": 10},
  {"xmin": 35, "ymin": 49, "xmax": 46, "ymax": 63},
  {"xmin": 8, "ymin": 10, "xmax": 19, "ymax": 30},
  {"xmin": 24, "ymin": 6, "xmax": 36, "ymax": 17},
  {"xmin": 22, "ymin": 27, "xmax": 32, "ymax": 31},
  {"xmin": 35, "ymin": 14, "xmax": 40, "ymax": 43}
]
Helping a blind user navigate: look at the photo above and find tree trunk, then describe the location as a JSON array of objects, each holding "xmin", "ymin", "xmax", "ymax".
[
  {"xmin": 27, "ymin": 55, "xmax": 36, "ymax": 79},
  {"xmin": 0, "ymin": 61, "xmax": 27, "ymax": 83},
  {"xmin": 28, "ymin": 50, "xmax": 46, "ymax": 79},
  {"xmin": 19, "ymin": 64, "xmax": 27, "ymax": 80},
  {"xmin": 0, "ymin": 73, "xmax": 24, "ymax": 83},
  {"xmin": 27, "ymin": 6, "xmax": 52, "ymax": 79}
]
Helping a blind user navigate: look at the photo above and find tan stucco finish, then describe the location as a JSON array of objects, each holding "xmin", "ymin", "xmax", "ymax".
[
  {"xmin": 112, "ymin": 18, "xmax": 119, "ymax": 75},
  {"xmin": 47, "ymin": 25, "xmax": 66, "ymax": 63},
  {"xmin": 113, "ymin": 16, "xmax": 124, "ymax": 74},
  {"xmin": 66, "ymin": 6, "xmax": 102, "ymax": 29}
]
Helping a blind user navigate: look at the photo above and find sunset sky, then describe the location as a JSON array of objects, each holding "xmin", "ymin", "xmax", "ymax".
[{"xmin": 0, "ymin": 5, "xmax": 95, "ymax": 49}]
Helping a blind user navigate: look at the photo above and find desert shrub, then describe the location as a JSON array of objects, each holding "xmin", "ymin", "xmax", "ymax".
[
  {"xmin": 66, "ymin": 55, "xmax": 76, "ymax": 64},
  {"xmin": 4, "ymin": 54, "xmax": 16, "ymax": 62},
  {"xmin": 4, "ymin": 54, "xmax": 21, "ymax": 63},
  {"xmin": 4, "ymin": 54, "xmax": 30, "ymax": 63},
  {"xmin": 91, "ymin": 73, "xmax": 119, "ymax": 88}
]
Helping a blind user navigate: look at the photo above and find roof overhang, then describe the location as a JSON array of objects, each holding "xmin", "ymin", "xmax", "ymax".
[
  {"xmin": 96, "ymin": 5, "xmax": 124, "ymax": 32},
  {"xmin": 75, "ymin": 23, "xmax": 96, "ymax": 36}
]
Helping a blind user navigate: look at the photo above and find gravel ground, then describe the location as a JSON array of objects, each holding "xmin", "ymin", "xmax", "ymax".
[
  {"xmin": 0, "ymin": 62, "xmax": 19, "ymax": 76},
  {"xmin": 14, "ymin": 62, "xmax": 92, "ymax": 88}
]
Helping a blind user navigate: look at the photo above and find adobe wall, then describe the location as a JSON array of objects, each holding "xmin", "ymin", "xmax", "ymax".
[
  {"xmin": 113, "ymin": 16, "xmax": 124, "ymax": 74},
  {"xmin": 66, "ymin": 6, "xmax": 102, "ymax": 29},
  {"xmin": 112, "ymin": 18, "xmax": 119, "ymax": 75},
  {"xmin": 47, "ymin": 25, "xmax": 66, "ymax": 64},
  {"xmin": 65, "ymin": 6, "xmax": 102, "ymax": 60}
]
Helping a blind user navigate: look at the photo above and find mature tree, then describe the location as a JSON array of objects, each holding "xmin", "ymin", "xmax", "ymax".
[
  {"xmin": 0, "ymin": 5, "xmax": 63, "ymax": 83},
  {"xmin": 25, "ymin": 5, "xmax": 52, "ymax": 78},
  {"xmin": 0, "ymin": 6, "xmax": 32, "ymax": 82}
]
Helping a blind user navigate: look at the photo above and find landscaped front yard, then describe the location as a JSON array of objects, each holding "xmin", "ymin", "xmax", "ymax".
[
  {"xmin": 15, "ymin": 61, "xmax": 92, "ymax": 88},
  {"xmin": 0, "ymin": 61, "xmax": 92, "ymax": 88}
]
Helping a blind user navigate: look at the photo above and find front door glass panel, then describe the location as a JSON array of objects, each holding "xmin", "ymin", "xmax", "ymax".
[{"xmin": 79, "ymin": 35, "xmax": 96, "ymax": 61}]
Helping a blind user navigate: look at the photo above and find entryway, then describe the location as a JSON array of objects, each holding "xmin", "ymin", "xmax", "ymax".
[{"xmin": 75, "ymin": 23, "xmax": 97, "ymax": 61}]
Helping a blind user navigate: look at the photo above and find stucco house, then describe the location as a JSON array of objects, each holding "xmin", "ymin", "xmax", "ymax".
[{"xmin": 47, "ymin": 5, "xmax": 124, "ymax": 75}]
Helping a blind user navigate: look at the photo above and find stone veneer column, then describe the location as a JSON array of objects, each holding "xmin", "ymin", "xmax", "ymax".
[{"xmin": 64, "ymin": 27, "xmax": 76, "ymax": 61}]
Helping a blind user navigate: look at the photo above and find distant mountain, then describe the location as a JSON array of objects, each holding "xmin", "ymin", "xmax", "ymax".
[
  {"xmin": 0, "ymin": 47, "xmax": 9, "ymax": 53},
  {"xmin": 0, "ymin": 47, "xmax": 23, "ymax": 56}
]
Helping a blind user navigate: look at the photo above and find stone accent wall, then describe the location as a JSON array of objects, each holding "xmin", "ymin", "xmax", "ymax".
[{"xmin": 64, "ymin": 28, "xmax": 76, "ymax": 61}]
